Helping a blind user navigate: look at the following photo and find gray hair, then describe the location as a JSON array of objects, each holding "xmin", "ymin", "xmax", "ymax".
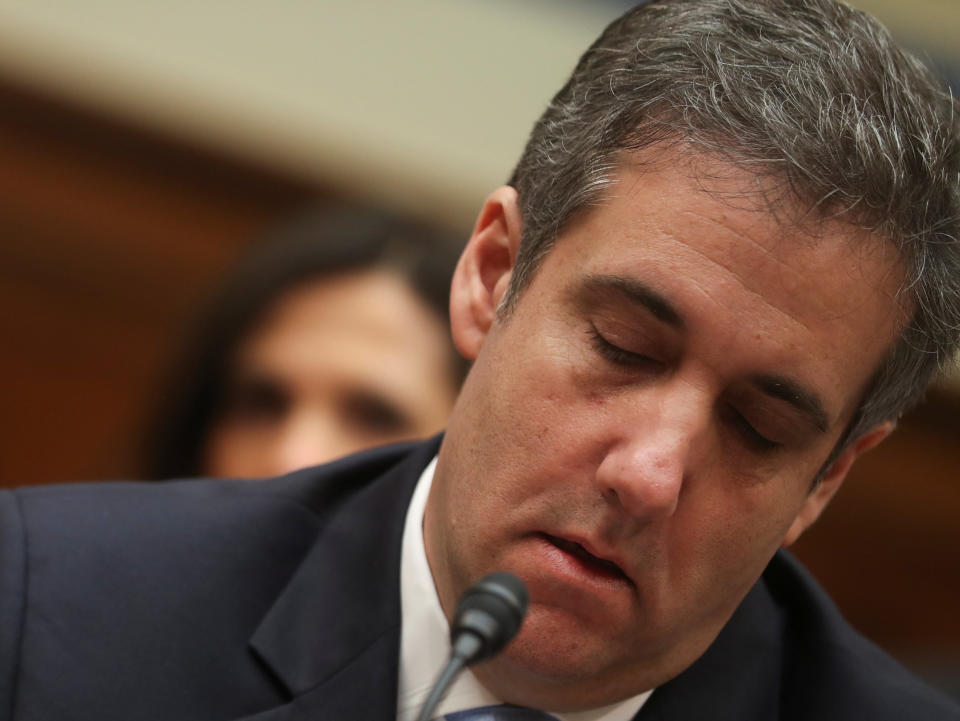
[{"xmin": 504, "ymin": 0, "xmax": 960, "ymax": 448}]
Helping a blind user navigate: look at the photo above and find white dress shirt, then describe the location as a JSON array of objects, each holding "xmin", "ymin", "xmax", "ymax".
[{"xmin": 397, "ymin": 457, "xmax": 652, "ymax": 721}]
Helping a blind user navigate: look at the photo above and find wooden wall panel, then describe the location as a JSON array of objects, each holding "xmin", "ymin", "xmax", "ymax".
[{"xmin": 0, "ymin": 79, "xmax": 321, "ymax": 484}]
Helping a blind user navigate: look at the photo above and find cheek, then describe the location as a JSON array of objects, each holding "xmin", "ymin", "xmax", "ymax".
[
  {"xmin": 685, "ymin": 481, "xmax": 808, "ymax": 584},
  {"xmin": 445, "ymin": 316, "xmax": 614, "ymax": 530},
  {"xmin": 203, "ymin": 425, "xmax": 265, "ymax": 477},
  {"xmin": 498, "ymin": 330, "xmax": 598, "ymax": 435}
]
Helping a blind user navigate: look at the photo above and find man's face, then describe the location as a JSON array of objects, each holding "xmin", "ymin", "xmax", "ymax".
[{"xmin": 426, "ymin": 156, "xmax": 903, "ymax": 709}]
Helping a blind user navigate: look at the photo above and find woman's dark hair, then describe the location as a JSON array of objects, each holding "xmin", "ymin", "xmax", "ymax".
[{"xmin": 142, "ymin": 204, "xmax": 467, "ymax": 479}]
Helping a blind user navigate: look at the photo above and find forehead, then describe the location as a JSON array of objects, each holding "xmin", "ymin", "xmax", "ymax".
[{"xmin": 535, "ymin": 155, "xmax": 906, "ymax": 421}]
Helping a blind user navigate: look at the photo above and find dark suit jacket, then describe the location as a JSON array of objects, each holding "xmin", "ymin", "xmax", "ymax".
[{"xmin": 1, "ymin": 438, "xmax": 956, "ymax": 720}]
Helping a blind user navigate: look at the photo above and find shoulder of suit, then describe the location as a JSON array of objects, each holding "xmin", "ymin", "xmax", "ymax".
[
  {"xmin": 762, "ymin": 551, "xmax": 960, "ymax": 719},
  {"xmin": 1, "ymin": 438, "xmax": 432, "ymax": 588},
  {"xmin": 12, "ymin": 437, "xmax": 429, "ymax": 524}
]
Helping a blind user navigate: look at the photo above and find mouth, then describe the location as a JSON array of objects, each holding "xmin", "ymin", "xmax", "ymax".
[{"xmin": 540, "ymin": 533, "xmax": 631, "ymax": 584}]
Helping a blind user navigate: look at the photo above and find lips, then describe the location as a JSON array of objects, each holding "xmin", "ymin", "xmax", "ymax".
[{"xmin": 540, "ymin": 533, "xmax": 631, "ymax": 583}]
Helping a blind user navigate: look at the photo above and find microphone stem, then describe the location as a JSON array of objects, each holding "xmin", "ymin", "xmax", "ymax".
[
  {"xmin": 415, "ymin": 655, "xmax": 465, "ymax": 721},
  {"xmin": 415, "ymin": 632, "xmax": 481, "ymax": 721},
  {"xmin": 414, "ymin": 571, "xmax": 528, "ymax": 721}
]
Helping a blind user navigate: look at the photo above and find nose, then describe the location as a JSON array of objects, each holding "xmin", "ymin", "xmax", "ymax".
[{"xmin": 594, "ymin": 385, "xmax": 709, "ymax": 521}]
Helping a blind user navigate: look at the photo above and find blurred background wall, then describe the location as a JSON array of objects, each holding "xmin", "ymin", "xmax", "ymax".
[{"xmin": 0, "ymin": 0, "xmax": 957, "ymax": 698}]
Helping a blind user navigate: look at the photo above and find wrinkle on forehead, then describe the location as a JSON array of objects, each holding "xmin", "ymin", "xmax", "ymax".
[
  {"xmin": 613, "ymin": 154, "xmax": 908, "ymax": 333},
  {"xmin": 660, "ymin": 211, "xmax": 902, "ymax": 331}
]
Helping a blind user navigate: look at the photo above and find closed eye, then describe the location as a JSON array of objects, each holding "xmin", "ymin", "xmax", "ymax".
[
  {"xmin": 588, "ymin": 326, "xmax": 661, "ymax": 368},
  {"xmin": 722, "ymin": 405, "xmax": 782, "ymax": 453}
]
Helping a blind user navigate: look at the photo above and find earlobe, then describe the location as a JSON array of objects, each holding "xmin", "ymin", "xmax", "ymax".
[
  {"xmin": 781, "ymin": 422, "xmax": 893, "ymax": 547},
  {"xmin": 449, "ymin": 186, "xmax": 523, "ymax": 360}
]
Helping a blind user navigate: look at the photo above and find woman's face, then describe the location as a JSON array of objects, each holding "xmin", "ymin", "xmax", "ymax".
[{"xmin": 202, "ymin": 269, "xmax": 459, "ymax": 479}]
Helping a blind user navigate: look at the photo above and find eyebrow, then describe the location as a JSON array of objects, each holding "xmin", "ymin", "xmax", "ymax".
[
  {"xmin": 750, "ymin": 374, "xmax": 831, "ymax": 434},
  {"xmin": 582, "ymin": 274, "xmax": 685, "ymax": 329},
  {"xmin": 580, "ymin": 274, "xmax": 832, "ymax": 434}
]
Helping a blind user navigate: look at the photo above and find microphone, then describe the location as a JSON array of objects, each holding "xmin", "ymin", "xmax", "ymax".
[{"xmin": 415, "ymin": 571, "xmax": 529, "ymax": 721}]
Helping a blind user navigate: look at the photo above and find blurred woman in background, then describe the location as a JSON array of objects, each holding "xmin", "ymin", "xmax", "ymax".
[{"xmin": 144, "ymin": 205, "xmax": 466, "ymax": 480}]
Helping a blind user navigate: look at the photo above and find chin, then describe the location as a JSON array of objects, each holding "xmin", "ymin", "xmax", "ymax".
[
  {"xmin": 479, "ymin": 636, "xmax": 642, "ymax": 713},
  {"xmin": 498, "ymin": 611, "xmax": 626, "ymax": 683},
  {"xmin": 477, "ymin": 602, "xmax": 673, "ymax": 706}
]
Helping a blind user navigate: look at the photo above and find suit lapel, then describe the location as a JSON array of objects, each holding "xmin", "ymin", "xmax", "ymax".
[{"xmin": 242, "ymin": 438, "xmax": 442, "ymax": 721}]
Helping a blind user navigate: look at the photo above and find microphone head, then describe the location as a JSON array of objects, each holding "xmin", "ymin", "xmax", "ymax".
[{"xmin": 450, "ymin": 571, "xmax": 529, "ymax": 665}]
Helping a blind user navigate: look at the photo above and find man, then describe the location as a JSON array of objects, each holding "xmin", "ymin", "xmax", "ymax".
[{"xmin": 1, "ymin": 0, "xmax": 958, "ymax": 719}]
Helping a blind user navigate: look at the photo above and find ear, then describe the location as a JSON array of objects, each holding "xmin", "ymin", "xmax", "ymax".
[
  {"xmin": 781, "ymin": 421, "xmax": 894, "ymax": 547},
  {"xmin": 449, "ymin": 186, "xmax": 523, "ymax": 360}
]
